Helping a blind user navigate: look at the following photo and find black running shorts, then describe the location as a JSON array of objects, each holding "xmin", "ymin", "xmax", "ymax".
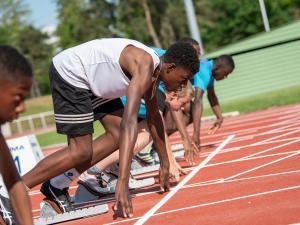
[{"xmin": 49, "ymin": 63, "xmax": 124, "ymax": 135}]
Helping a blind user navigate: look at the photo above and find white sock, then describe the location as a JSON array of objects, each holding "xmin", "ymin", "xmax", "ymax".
[{"xmin": 50, "ymin": 168, "xmax": 80, "ymax": 190}]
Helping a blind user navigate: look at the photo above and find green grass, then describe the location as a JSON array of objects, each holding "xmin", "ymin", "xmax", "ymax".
[
  {"xmin": 35, "ymin": 85, "xmax": 300, "ymax": 147},
  {"xmin": 23, "ymin": 95, "xmax": 53, "ymax": 116},
  {"xmin": 37, "ymin": 122, "xmax": 105, "ymax": 147}
]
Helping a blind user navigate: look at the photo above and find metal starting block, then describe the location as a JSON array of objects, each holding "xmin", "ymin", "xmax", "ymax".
[
  {"xmin": 131, "ymin": 164, "xmax": 160, "ymax": 176},
  {"xmin": 74, "ymin": 183, "xmax": 109, "ymax": 203},
  {"xmin": 173, "ymin": 149, "xmax": 185, "ymax": 158},
  {"xmin": 130, "ymin": 150, "xmax": 184, "ymax": 176},
  {"xmin": 73, "ymin": 176, "xmax": 155, "ymax": 203},
  {"xmin": 129, "ymin": 177, "xmax": 155, "ymax": 189},
  {"xmin": 34, "ymin": 201, "xmax": 108, "ymax": 225}
]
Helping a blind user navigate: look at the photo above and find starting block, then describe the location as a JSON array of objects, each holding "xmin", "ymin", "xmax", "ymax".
[
  {"xmin": 74, "ymin": 183, "xmax": 110, "ymax": 203},
  {"xmin": 34, "ymin": 201, "xmax": 108, "ymax": 225},
  {"xmin": 130, "ymin": 149, "xmax": 184, "ymax": 176},
  {"xmin": 129, "ymin": 177, "xmax": 155, "ymax": 189},
  {"xmin": 173, "ymin": 149, "xmax": 185, "ymax": 158},
  {"xmin": 131, "ymin": 164, "xmax": 160, "ymax": 176},
  {"xmin": 73, "ymin": 176, "xmax": 155, "ymax": 203}
]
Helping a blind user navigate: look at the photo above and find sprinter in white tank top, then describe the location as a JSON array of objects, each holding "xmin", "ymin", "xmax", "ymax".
[{"xmin": 21, "ymin": 38, "xmax": 199, "ymax": 218}]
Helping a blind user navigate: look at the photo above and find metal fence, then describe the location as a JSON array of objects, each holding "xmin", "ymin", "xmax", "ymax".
[{"xmin": 2, "ymin": 111, "xmax": 55, "ymax": 137}]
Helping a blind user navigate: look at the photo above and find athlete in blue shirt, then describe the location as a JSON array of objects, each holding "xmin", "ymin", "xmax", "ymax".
[
  {"xmin": 151, "ymin": 39, "xmax": 201, "ymax": 165},
  {"xmin": 191, "ymin": 55, "xmax": 235, "ymax": 149},
  {"xmin": 152, "ymin": 41, "xmax": 235, "ymax": 155}
]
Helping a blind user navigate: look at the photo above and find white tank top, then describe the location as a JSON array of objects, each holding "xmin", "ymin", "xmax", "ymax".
[{"xmin": 52, "ymin": 38, "xmax": 160, "ymax": 98}]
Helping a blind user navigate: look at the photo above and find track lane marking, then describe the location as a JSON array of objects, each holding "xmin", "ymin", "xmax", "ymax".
[
  {"xmin": 222, "ymin": 151, "xmax": 300, "ymax": 182},
  {"xmin": 104, "ymin": 184, "xmax": 300, "ymax": 225},
  {"xmin": 134, "ymin": 135, "xmax": 235, "ymax": 225}
]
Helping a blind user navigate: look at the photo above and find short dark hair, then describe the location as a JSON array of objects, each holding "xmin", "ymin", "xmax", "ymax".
[
  {"xmin": 216, "ymin": 55, "xmax": 235, "ymax": 70},
  {"xmin": 164, "ymin": 42, "xmax": 199, "ymax": 75},
  {"xmin": 178, "ymin": 37, "xmax": 199, "ymax": 46},
  {"xmin": 0, "ymin": 45, "xmax": 32, "ymax": 81}
]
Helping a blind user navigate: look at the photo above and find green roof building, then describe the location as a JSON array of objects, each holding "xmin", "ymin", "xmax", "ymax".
[{"xmin": 203, "ymin": 20, "xmax": 300, "ymax": 105}]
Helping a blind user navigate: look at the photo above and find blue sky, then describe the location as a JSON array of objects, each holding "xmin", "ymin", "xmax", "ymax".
[{"xmin": 24, "ymin": 0, "xmax": 57, "ymax": 28}]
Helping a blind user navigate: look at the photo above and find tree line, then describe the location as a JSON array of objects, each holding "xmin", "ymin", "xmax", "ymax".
[{"xmin": 1, "ymin": 0, "xmax": 299, "ymax": 96}]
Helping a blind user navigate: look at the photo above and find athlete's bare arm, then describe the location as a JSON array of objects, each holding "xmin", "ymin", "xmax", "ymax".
[
  {"xmin": 207, "ymin": 86, "xmax": 223, "ymax": 134},
  {"xmin": 192, "ymin": 87, "xmax": 204, "ymax": 148},
  {"xmin": 144, "ymin": 87, "xmax": 170, "ymax": 190},
  {"xmin": 114, "ymin": 46, "xmax": 160, "ymax": 218},
  {"xmin": 170, "ymin": 109, "xmax": 199, "ymax": 165}
]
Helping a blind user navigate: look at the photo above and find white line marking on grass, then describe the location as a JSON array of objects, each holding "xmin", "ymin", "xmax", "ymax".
[
  {"xmin": 134, "ymin": 135, "xmax": 235, "ymax": 225},
  {"xmin": 104, "ymin": 184, "xmax": 300, "ymax": 225},
  {"xmin": 222, "ymin": 151, "xmax": 300, "ymax": 182}
]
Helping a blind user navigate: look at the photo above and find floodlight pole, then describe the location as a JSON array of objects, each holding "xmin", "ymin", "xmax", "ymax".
[
  {"xmin": 183, "ymin": 0, "xmax": 204, "ymax": 54},
  {"xmin": 259, "ymin": 0, "xmax": 270, "ymax": 32}
]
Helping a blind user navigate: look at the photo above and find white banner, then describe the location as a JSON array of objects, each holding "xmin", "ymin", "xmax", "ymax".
[{"xmin": 0, "ymin": 135, "xmax": 44, "ymax": 194}]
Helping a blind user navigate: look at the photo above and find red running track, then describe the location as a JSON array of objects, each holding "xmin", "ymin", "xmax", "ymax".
[{"xmin": 29, "ymin": 103, "xmax": 300, "ymax": 225}]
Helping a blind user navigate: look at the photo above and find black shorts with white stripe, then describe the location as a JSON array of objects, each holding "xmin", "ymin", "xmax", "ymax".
[{"xmin": 49, "ymin": 63, "xmax": 124, "ymax": 135}]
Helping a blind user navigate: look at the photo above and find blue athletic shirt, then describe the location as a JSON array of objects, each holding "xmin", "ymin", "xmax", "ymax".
[
  {"xmin": 191, "ymin": 59, "xmax": 214, "ymax": 92},
  {"xmin": 120, "ymin": 82, "xmax": 165, "ymax": 119}
]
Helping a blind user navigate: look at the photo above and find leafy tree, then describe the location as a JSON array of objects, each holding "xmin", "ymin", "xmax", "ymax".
[
  {"xmin": 0, "ymin": 0, "xmax": 30, "ymax": 45},
  {"xmin": 115, "ymin": 0, "xmax": 188, "ymax": 48},
  {"xmin": 16, "ymin": 25, "xmax": 54, "ymax": 95},
  {"xmin": 194, "ymin": 0, "xmax": 300, "ymax": 52},
  {"xmin": 55, "ymin": 0, "xmax": 117, "ymax": 48},
  {"xmin": 0, "ymin": 0, "xmax": 54, "ymax": 96}
]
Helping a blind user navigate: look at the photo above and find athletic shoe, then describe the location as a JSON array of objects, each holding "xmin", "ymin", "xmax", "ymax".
[
  {"xmin": 78, "ymin": 171, "xmax": 115, "ymax": 195},
  {"xmin": 131, "ymin": 157, "xmax": 145, "ymax": 171},
  {"xmin": 0, "ymin": 194, "xmax": 16, "ymax": 225},
  {"xmin": 136, "ymin": 142, "xmax": 155, "ymax": 165},
  {"xmin": 40, "ymin": 180, "xmax": 74, "ymax": 213},
  {"xmin": 150, "ymin": 148, "xmax": 160, "ymax": 165}
]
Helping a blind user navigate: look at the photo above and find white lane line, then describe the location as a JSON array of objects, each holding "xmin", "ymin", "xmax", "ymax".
[
  {"xmin": 154, "ymin": 185, "xmax": 300, "ymax": 217},
  {"xmin": 250, "ymin": 130, "xmax": 300, "ymax": 146},
  {"xmin": 104, "ymin": 184, "xmax": 300, "ymax": 225},
  {"xmin": 133, "ymin": 135, "xmax": 235, "ymax": 225},
  {"xmin": 197, "ymin": 128, "xmax": 298, "ymax": 153},
  {"xmin": 222, "ymin": 151, "xmax": 300, "ymax": 182},
  {"xmin": 207, "ymin": 150, "xmax": 300, "ymax": 169},
  {"xmin": 29, "ymin": 137, "xmax": 300, "ymax": 197},
  {"xmin": 240, "ymin": 139, "xmax": 300, "ymax": 160},
  {"xmin": 186, "ymin": 168, "xmax": 300, "ymax": 188},
  {"xmin": 196, "ymin": 136, "xmax": 300, "ymax": 162},
  {"xmin": 181, "ymin": 116, "xmax": 300, "ymax": 142},
  {"xmin": 32, "ymin": 168, "xmax": 300, "ymax": 213}
]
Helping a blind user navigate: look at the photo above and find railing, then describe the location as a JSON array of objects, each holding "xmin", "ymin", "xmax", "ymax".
[{"xmin": 2, "ymin": 111, "xmax": 55, "ymax": 137}]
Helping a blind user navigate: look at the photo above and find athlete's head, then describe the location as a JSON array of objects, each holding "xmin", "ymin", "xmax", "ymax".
[
  {"xmin": 178, "ymin": 37, "xmax": 201, "ymax": 59},
  {"xmin": 0, "ymin": 45, "xmax": 33, "ymax": 124},
  {"xmin": 166, "ymin": 81, "xmax": 194, "ymax": 111},
  {"xmin": 212, "ymin": 55, "xmax": 235, "ymax": 81},
  {"xmin": 160, "ymin": 42, "xmax": 199, "ymax": 92}
]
